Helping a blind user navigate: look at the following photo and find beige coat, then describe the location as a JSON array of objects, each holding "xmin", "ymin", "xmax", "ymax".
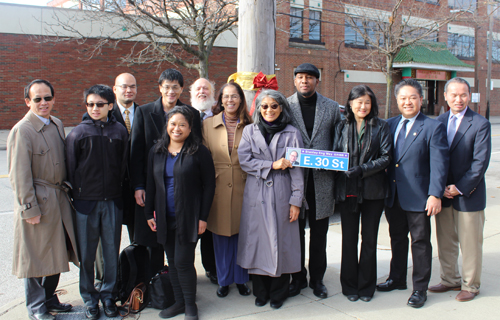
[
  {"xmin": 203, "ymin": 113, "xmax": 247, "ymax": 236},
  {"xmin": 8, "ymin": 111, "xmax": 79, "ymax": 278}
]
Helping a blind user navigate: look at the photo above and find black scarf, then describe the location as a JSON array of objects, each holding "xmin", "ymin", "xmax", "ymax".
[{"xmin": 257, "ymin": 114, "xmax": 288, "ymax": 145}]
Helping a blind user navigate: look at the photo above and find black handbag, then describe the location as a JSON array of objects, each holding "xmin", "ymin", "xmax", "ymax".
[{"xmin": 149, "ymin": 266, "xmax": 175, "ymax": 310}]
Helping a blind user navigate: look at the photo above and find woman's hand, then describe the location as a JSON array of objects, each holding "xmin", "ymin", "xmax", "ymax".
[
  {"xmin": 147, "ymin": 218, "xmax": 157, "ymax": 232},
  {"xmin": 289, "ymin": 205, "xmax": 300, "ymax": 222},
  {"xmin": 198, "ymin": 220, "xmax": 207, "ymax": 235},
  {"xmin": 273, "ymin": 158, "xmax": 292, "ymax": 170}
]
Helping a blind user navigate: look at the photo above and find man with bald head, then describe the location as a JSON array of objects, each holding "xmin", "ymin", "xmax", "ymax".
[{"xmin": 191, "ymin": 78, "xmax": 216, "ymax": 120}]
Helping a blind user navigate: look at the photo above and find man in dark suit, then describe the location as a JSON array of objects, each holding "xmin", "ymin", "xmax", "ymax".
[
  {"xmin": 377, "ymin": 79, "xmax": 449, "ymax": 308},
  {"xmin": 287, "ymin": 63, "xmax": 341, "ymax": 299},
  {"xmin": 430, "ymin": 77, "xmax": 491, "ymax": 302},
  {"xmin": 130, "ymin": 68, "xmax": 201, "ymax": 280}
]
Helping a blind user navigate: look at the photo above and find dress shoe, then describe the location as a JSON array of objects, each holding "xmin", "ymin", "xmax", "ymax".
[
  {"xmin": 407, "ymin": 290, "xmax": 427, "ymax": 308},
  {"xmin": 159, "ymin": 302, "xmax": 185, "ymax": 318},
  {"xmin": 455, "ymin": 290, "xmax": 478, "ymax": 302},
  {"xmin": 236, "ymin": 283, "xmax": 251, "ymax": 296},
  {"xmin": 359, "ymin": 296, "xmax": 372, "ymax": 302},
  {"xmin": 270, "ymin": 299, "xmax": 284, "ymax": 309},
  {"xmin": 216, "ymin": 285, "xmax": 229, "ymax": 297},
  {"xmin": 289, "ymin": 279, "xmax": 307, "ymax": 297},
  {"xmin": 103, "ymin": 300, "xmax": 118, "ymax": 318},
  {"xmin": 29, "ymin": 312, "xmax": 55, "ymax": 320},
  {"xmin": 428, "ymin": 283, "xmax": 461, "ymax": 293},
  {"xmin": 255, "ymin": 297, "xmax": 268, "ymax": 307},
  {"xmin": 376, "ymin": 279, "xmax": 407, "ymax": 292},
  {"xmin": 309, "ymin": 280, "xmax": 328, "ymax": 299},
  {"xmin": 205, "ymin": 271, "xmax": 218, "ymax": 285},
  {"xmin": 346, "ymin": 294, "xmax": 359, "ymax": 302},
  {"xmin": 47, "ymin": 302, "xmax": 72, "ymax": 313},
  {"xmin": 85, "ymin": 306, "xmax": 100, "ymax": 320}
]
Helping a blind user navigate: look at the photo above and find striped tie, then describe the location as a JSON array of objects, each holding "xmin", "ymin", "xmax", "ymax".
[{"xmin": 124, "ymin": 109, "xmax": 131, "ymax": 134}]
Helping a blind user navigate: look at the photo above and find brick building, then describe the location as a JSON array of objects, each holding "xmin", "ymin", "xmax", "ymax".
[{"xmin": 1, "ymin": 1, "xmax": 500, "ymax": 129}]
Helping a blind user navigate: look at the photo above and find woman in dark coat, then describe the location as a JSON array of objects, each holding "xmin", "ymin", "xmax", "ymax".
[
  {"xmin": 333, "ymin": 85, "xmax": 392, "ymax": 302},
  {"xmin": 237, "ymin": 89, "xmax": 304, "ymax": 309},
  {"xmin": 145, "ymin": 105, "xmax": 215, "ymax": 320}
]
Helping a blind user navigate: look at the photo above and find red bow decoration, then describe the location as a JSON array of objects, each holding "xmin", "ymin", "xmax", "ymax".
[{"xmin": 249, "ymin": 72, "xmax": 279, "ymax": 115}]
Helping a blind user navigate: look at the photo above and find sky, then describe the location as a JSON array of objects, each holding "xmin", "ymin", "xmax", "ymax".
[{"xmin": 1, "ymin": 0, "xmax": 50, "ymax": 6}]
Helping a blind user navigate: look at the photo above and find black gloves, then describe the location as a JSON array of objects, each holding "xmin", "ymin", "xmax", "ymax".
[{"xmin": 345, "ymin": 166, "xmax": 362, "ymax": 178}]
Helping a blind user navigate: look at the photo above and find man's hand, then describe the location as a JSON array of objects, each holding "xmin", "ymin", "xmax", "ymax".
[
  {"xmin": 26, "ymin": 215, "xmax": 41, "ymax": 225},
  {"xmin": 135, "ymin": 189, "xmax": 146, "ymax": 207},
  {"xmin": 289, "ymin": 205, "xmax": 300, "ymax": 222},
  {"xmin": 444, "ymin": 184, "xmax": 460, "ymax": 199},
  {"xmin": 147, "ymin": 218, "xmax": 157, "ymax": 232},
  {"xmin": 425, "ymin": 196, "xmax": 442, "ymax": 216},
  {"xmin": 198, "ymin": 220, "xmax": 207, "ymax": 235},
  {"xmin": 272, "ymin": 158, "xmax": 292, "ymax": 170}
]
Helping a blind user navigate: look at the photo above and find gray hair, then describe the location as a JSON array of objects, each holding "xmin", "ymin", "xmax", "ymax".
[
  {"xmin": 444, "ymin": 77, "xmax": 471, "ymax": 93},
  {"xmin": 252, "ymin": 89, "xmax": 292, "ymax": 125},
  {"xmin": 189, "ymin": 78, "xmax": 215, "ymax": 95}
]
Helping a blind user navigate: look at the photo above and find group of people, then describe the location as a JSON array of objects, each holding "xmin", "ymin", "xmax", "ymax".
[{"xmin": 8, "ymin": 62, "xmax": 490, "ymax": 320}]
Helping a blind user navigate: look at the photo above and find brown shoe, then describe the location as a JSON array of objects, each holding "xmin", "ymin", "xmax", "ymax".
[
  {"xmin": 428, "ymin": 283, "xmax": 461, "ymax": 293},
  {"xmin": 455, "ymin": 290, "xmax": 478, "ymax": 302}
]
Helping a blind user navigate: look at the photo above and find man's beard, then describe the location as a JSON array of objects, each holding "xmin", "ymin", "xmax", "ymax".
[{"xmin": 191, "ymin": 96, "xmax": 215, "ymax": 111}]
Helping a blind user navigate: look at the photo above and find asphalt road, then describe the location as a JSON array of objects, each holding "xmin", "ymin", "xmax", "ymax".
[{"xmin": 1, "ymin": 123, "xmax": 499, "ymax": 309}]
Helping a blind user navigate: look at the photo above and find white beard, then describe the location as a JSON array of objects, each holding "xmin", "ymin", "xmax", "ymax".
[{"xmin": 191, "ymin": 96, "xmax": 215, "ymax": 112}]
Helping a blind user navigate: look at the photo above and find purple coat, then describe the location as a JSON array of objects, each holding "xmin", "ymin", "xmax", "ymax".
[{"xmin": 237, "ymin": 123, "xmax": 304, "ymax": 276}]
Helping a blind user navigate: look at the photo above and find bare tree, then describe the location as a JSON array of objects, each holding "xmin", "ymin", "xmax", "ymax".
[{"xmin": 42, "ymin": 0, "xmax": 238, "ymax": 78}]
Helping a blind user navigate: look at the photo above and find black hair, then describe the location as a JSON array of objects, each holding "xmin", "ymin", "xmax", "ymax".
[
  {"xmin": 394, "ymin": 79, "xmax": 423, "ymax": 98},
  {"xmin": 154, "ymin": 105, "xmax": 201, "ymax": 155},
  {"xmin": 213, "ymin": 82, "xmax": 252, "ymax": 126},
  {"xmin": 158, "ymin": 68, "xmax": 184, "ymax": 87},
  {"xmin": 24, "ymin": 79, "xmax": 54, "ymax": 99},
  {"xmin": 444, "ymin": 77, "xmax": 471, "ymax": 93},
  {"xmin": 345, "ymin": 85, "xmax": 379, "ymax": 123},
  {"xmin": 83, "ymin": 84, "xmax": 115, "ymax": 105}
]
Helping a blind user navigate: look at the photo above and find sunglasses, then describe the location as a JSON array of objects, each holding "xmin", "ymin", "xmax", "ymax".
[
  {"xmin": 261, "ymin": 104, "xmax": 279, "ymax": 110},
  {"xmin": 32, "ymin": 96, "xmax": 53, "ymax": 103},
  {"xmin": 86, "ymin": 102, "xmax": 109, "ymax": 108}
]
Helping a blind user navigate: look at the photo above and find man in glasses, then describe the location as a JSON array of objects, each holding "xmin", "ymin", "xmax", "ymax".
[
  {"xmin": 66, "ymin": 84, "xmax": 129, "ymax": 319},
  {"xmin": 287, "ymin": 63, "xmax": 341, "ymax": 299},
  {"xmin": 8, "ymin": 79, "xmax": 79, "ymax": 320},
  {"xmin": 131, "ymin": 69, "xmax": 202, "ymax": 281}
]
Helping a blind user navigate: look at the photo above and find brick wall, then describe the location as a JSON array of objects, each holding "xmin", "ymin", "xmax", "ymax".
[{"xmin": 0, "ymin": 34, "xmax": 237, "ymax": 129}]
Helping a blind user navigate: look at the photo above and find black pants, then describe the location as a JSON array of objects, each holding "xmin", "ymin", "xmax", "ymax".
[
  {"xmin": 339, "ymin": 199, "xmax": 384, "ymax": 297},
  {"xmin": 201, "ymin": 230, "xmax": 217, "ymax": 275},
  {"xmin": 25, "ymin": 274, "xmax": 60, "ymax": 315},
  {"xmin": 292, "ymin": 175, "xmax": 329, "ymax": 283},
  {"xmin": 253, "ymin": 274, "xmax": 290, "ymax": 302},
  {"xmin": 164, "ymin": 230, "xmax": 198, "ymax": 307},
  {"xmin": 385, "ymin": 195, "xmax": 432, "ymax": 291}
]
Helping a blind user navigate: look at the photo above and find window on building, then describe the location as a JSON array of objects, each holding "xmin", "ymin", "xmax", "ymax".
[
  {"xmin": 290, "ymin": 7, "xmax": 303, "ymax": 39},
  {"xmin": 345, "ymin": 18, "xmax": 384, "ymax": 48},
  {"xmin": 487, "ymin": 38, "xmax": 500, "ymax": 63},
  {"xmin": 448, "ymin": 33, "xmax": 475, "ymax": 59},
  {"xmin": 405, "ymin": 28, "xmax": 438, "ymax": 42},
  {"xmin": 448, "ymin": 0, "xmax": 476, "ymax": 11},
  {"xmin": 309, "ymin": 10, "xmax": 321, "ymax": 41}
]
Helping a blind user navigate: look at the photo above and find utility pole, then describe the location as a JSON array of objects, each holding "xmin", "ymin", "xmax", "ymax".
[
  {"xmin": 473, "ymin": 0, "xmax": 479, "ymax": 113},
  {"xmin": 237, "ymin": 0, "xmax": 276, "ymax": 109}
]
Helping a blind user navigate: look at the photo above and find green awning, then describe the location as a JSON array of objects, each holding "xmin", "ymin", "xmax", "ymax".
[{"xmin": 393, "ymin": 41, "xmax": 474, "ymax": 72}]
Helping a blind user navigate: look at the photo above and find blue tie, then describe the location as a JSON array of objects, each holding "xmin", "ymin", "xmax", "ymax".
[
  {"xmin": 395, "ymin": 120, "xmax": 409, "ymax": 160},
  {"xmin": 447, "ymin": 115, "xmax": 457, "ymax": 147}
]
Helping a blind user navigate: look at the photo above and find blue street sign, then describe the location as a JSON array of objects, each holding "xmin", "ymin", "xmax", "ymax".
[{"xmin": 286, "ymin": 147, "xmax": 349, "ymax": 171}]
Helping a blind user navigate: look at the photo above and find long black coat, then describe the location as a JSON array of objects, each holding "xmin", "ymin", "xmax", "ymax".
[
  {"xmin": 333, "ymin": 117, "xmax": 392, "ymax": 202},
  {"xmin": 144, "ymin": 145, "xmax": 215, "ymax": 245},
  {"xmin": 130, "ymin": 97, "xmax": 201, "ymax": 246}
]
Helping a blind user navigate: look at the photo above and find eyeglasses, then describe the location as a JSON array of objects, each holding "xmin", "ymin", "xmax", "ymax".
[
  {"xmin": 32, "ymin": 96, "xmax": 53, "ymax": 103},
  {"xmin": 86, "ymin": 102, "xmax": 109, "ymax": 108},
  {"xmin": 115, "ymin": 84, "xmax": 137, "ymax": 90},
  {"xmin": 261, "ymin": 104, "xmax": 279, "ymax": 110},
  {"xmin": 161, "ymin": 85, "xmax": 182, "ymax": 92},
  {"xmin": 222, "ymin": 94, "xmax": 240, "ymax": 100}
]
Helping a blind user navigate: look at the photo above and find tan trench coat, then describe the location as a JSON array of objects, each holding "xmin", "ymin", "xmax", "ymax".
[
  {"xmin": 202, "ymin": 113, "xmax": 247, "ymax": 236},
  {"xmin": 8, "ymin": 111, "xmax": 79, "ymax": 278}
]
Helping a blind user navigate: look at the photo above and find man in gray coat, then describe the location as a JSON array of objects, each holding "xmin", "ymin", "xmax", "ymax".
[{"xmin": 287, "ymin": 63, "xmax": 341, "ymax": 298}]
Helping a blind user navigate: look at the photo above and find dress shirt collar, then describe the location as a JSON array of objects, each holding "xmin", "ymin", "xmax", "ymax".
[
  {"xmin": 35, "ymin": 113, "xmax": 51, "ymax": 126},
  {"xmin": 449, "ymin": 106, "xmax": 467, "ymax": 122}
]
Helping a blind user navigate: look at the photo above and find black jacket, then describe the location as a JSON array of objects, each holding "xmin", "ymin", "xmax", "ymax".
[
  {"xmin": 145, "ymin": 145, "xmax": 215, "ymax": 245},
  {"xmin": 333, "ymin": 117, "xmax": 392, "ymax": 202},
  {"xmin": 66, "ymin": 114, "xmax": 129, "ymax": 202}
]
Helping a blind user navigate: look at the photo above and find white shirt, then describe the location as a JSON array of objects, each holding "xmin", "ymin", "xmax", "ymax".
[
  {"xmin": 35, "ymin": 114, "xmax": 50, "ymax": 126},
  {"xmin": 448, "ymin": 106, "xmax": 468, "ymax": 136},
  {"xmin": 394, "ymin": 112, "xmax": 420, "ymax": 145},
  {"xmin": 117, "ymin": 102, "xmax": 135, "ymax": 127}
]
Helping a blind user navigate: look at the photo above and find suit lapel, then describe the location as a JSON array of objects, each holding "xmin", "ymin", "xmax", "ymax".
[
  {"xmin": 112, "ymin": 103, "xmax": 125, "ymax": 127},
  {"xmin": 450, "ymin": 108, "xmax": 473, "ymax": 151},
  {"xmin": 150, "ymin": 98, "xmax": 166, "ymax": 137},
  {"xmin": 398, "ymin": 113, "xmax": 424, "ymax": 161},
  {"xmin": 289, "ymin": 93, "xmax": 310, "ymax": 145},
  {"xmin": 310, "ymin": 94, "xmax": 325, "ymax": 142},
  {"xmin": 252, "ymin": 126, "xmax": 273, "ymax": 159}
]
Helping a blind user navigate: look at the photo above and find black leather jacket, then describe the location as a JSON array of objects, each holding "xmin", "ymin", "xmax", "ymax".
[{"xmin": 333, "ymin": 117, "xmax": 393, "ymax": 202}]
